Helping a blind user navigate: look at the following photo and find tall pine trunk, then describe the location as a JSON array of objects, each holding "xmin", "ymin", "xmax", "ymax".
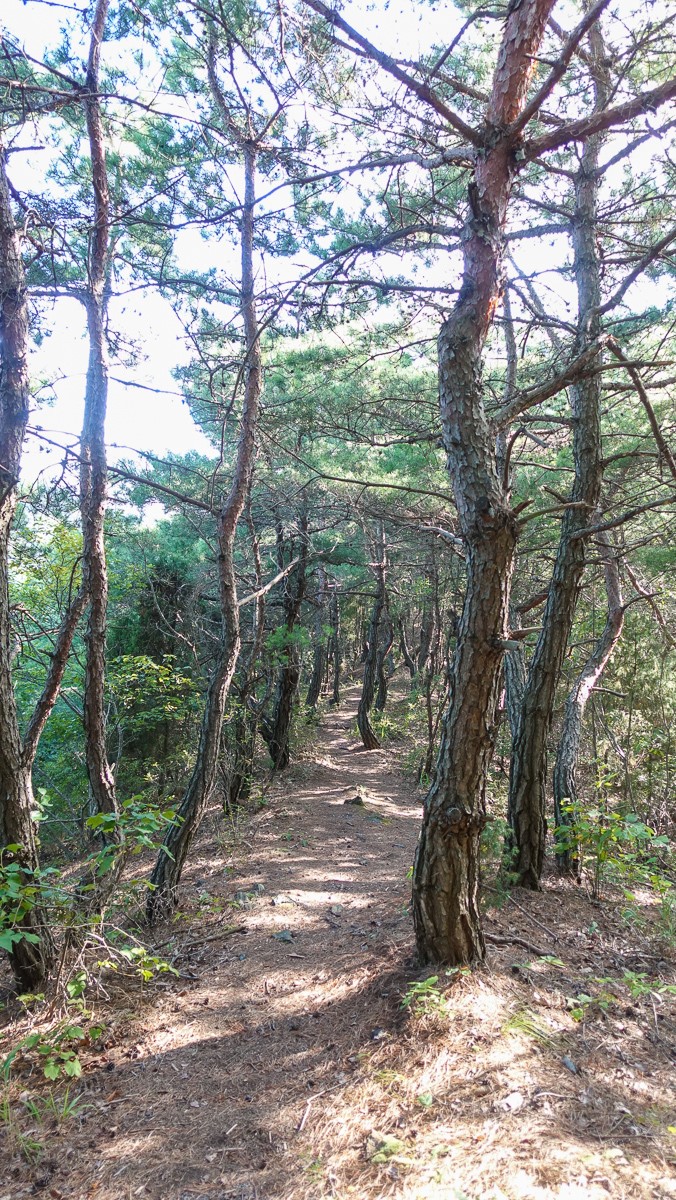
[
  {"xmin": 0, "ymin": 151, "xmax": 52, "ymax": 989},
  {"xmin": 305, "ymin": 565, "xmax": 327, "ymax": 709},
  {"xmin": 374, "ymin": 609, "xmax": 394, "ymax": 712},
  {"xmin": 0, "ymin": 148, "xmax": 86, "ymax": 988},
  {"xmin": 148, "ymin": 142, "xmax": 261, "ymax": 919},
  {"xmin": 357, "ymin": 526, "xmax": 387, "ymax": 749},
  {"xmin": 507, "ymin": 28, "xmax": 609, "ymax": 888},
  {"xmin": 262, "ymin": 519, "xmax": 308, "ymax": 770},
  {"xmin": 79, "ymin": 0, "xmax": 120, "ymax": 849},
  {"xmin": 223, "ymin": 503, "xmax": 266, "ymax": 810},
  {"xmin": 399, "ymin": 616, "xmax": 416, "ymax": 679},
  {"xmin": 328, "ymin": 584, "xmax": 342, "ymax": 706},
  {"xmin": 412, "ymin": 0, "xmax": 554, "ymax": 964},
  {"xmin": 554, "ymin": 532, "xmax": 624, "ymax": 870}
]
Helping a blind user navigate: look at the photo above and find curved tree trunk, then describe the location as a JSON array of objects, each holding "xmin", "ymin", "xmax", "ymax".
[
  {"xmin": 223, "ymin": 502, "xmax": 266, "ymax": 810},
  {"xmin": 412, "ymin": 0, "xmax": 553, "ymax": 965},
  {"xmin": 507, "ymin": 29, "xmax": 609, "ymax": 888},
  {"xmin": 0, "ymin": 147, "xmax": 86, "ymax": 987},
  {"xmin": 225, "ymin": 704, "xmax": 259, "ymax": 810},
  {"xmin": 79, "ymin": 0, "xmax": 120, "ymax": 860},
  {"xmin": 503, "ymin": 605, "xmax": 528, "ymax": 743},
  {"xmin": 419, "ymin": 561, "xmax": 444, "ymax": 779},
  {"xmin": 374, "ymin": 611, "xmax": 394, "ymax": 712},
  {"xmin": 553, "ymin": 532, "xmax": 624, "ymax": 870},
  {"xmin": 398, "ymin": 616, "xmax": 416, "ymax": 679},
  {"xmin": 357, "ymin": 526, "xmax": 387, "ymax": 749},
  {"xmin": 328, "ymin": 584, "xmax": 342, "ymax": 706},
  {"xmin": 305, "ymin": 565, "xmax": 326, "ymax": 709},
  {"xmin": 0, "ymin": 149, "xmax": 54, "ymax": 989},
  {"xmin": 148, "ymin": 138, "xmax": 261, "ymax": 920},
  {"xmin": 261, "ymin": 512, "xmax": 308, "ymax": 770},
  {"xmin": 417, "ymin": 607, "xmax": 434, "ymax": 675},
  {"xmin": 265, "ymin": 655, "xmax": 300, "ymax": 769}
]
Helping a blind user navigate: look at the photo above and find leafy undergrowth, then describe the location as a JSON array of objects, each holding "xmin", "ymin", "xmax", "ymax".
[{"xmin": 1, "ymin": 688, "xmax": 675, "ymax": 1200}]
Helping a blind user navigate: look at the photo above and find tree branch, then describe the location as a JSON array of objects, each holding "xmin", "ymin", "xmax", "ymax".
[
  {"xmin": 22, "ymin": 580, "xmax": 88, "ymax": 765},
  {"xmin": 570, "ymin": 493, "xmax": 676, "ymax": 540},
  {"xmin": 509, "ymin": 0, "xmax": 611, "ymax": 136},
  {"xmin": 300, "ymin": 0, "xmax": 483, "ymax": 148},
  {"xmin": 238, "ymin": 558, "xmax": 300, "ymax": 608},
  {"xmin": 493, "ymin": 338, "xmax": 608, "ymax": 429},
  {"xmin": 525, "ymin": 74, "xmax": 676, "ymax": 158},
  {"xmin": 596, "ymin": 224, "xmax": 676, "ymax": 316},
  {"xmin": 607, "ymin": 339, "xmax": 676, "ymax": 483}
]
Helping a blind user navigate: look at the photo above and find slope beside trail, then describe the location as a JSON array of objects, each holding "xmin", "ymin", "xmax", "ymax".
[{"xmin": 3, "ymin": 683, "xmax": 676, "ymax": 1200}]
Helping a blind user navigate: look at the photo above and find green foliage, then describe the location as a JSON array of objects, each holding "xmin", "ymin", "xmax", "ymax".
[
  {"xmin": 264, "ymin": 624, "xmax": 311, "ymax": 666},
  {"xmin": 0, "ymin": 796, "xmax": 180, "ymax": 981},
  {"xmin": 0, "ymin": 1088, "xmax": 44, "ymax": 1165},
  {"xmin": 566, "ymin": 985, "xmax": 616, "ymax": 1023},
  {"xmin": 85, "ymin": 796, "xmax": 181, "ymax": 876},
  {"xmin": 566, "ymin": 969, "xmax": 676, "ymax": 1023},
  {"xmin": 95, "ymin": 942, "xmax": 178, "ymax": 985},
  {"xmin": 107, "ymin": 653, "xmax": 201, "ymax": 803},
  {"xmin": 401, "ymin": 969, "xmax": 470, "ymax": 1017},
  {"xmin": 1, "ymin": 1019, "xmax": 102, "ymax": 1082},
  {"xmin": 480, "ymin": 815, "xmax": 518, "ymax": 901},
  {"xmin": 502, "ymin": 1007, "xmax": 556, "ymax": 1048},
  {"xmin": 555, "ymin": 797, "xmax": 671, "ymax": 901},
  {"xmin": 402, "ymin": 975, "xmax": 448, "ymax": 1017},
  {"xmin": 109, "ymin": 654, "xmax": 199, "ymax": 733},
  {"xmin": 21, "ymin": 1086, "xmax": 90, "ymax": 1125},
  {"xmin": 0, "ymin": 857, "xmax": 43, "ymax": 953},
  {"xmin": 620, "ymin": 969, "xmax": 676, "ymax": 1001},
  {"xmin": 0, "ymin": 850, "xmax": 72, "ymax": 955}
]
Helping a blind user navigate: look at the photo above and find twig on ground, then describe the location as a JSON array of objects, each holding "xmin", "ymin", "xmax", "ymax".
[
  {"xmin": 505, "ymin": 892, "xmax": 560, "ymax": 943},
  {"xmin": 297, "ymin": 1098, "xmax": 315, "ymax": 1133},
  {"xmin": 485, "ymin": 932, "xmax": 551, "ymax": 957},
  {"xmin": 179, "ymin": 924, "xmax": 247, "ymax": 950},
  {"xmin": 295, "ymin": 1083, "xmax": 343, "ymax": 1133},
  {"xmin": 153, "ymin": 924, "xmax": 246, "ymax": 951},
  {"xmin": 484, "ymin": 884, "xmax": 560, "ymax": 943}
]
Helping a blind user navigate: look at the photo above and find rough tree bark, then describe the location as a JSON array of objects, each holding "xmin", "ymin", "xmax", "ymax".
[
  {"xmin": 79, "ymin": 0, "xmax": 119, "ymax": 839},
  {"xmin": 305, "ymin": 0, "xmax": 676, "ymax": 968},
  {"xmin": 508, "ymin": 25, "xmax": 609, "ymax": 888},
  {"xmin": 398, "ymin": 616, "xmax": 417, "ymax": 679},
  {"xmin": 503, "ymin": 635, "xmax": 527, "ymax": 744},
  {"xmin": 327, "ymin": 583, "xmax": 342, "ymax": 706},
  {"xmin": 261, "ymin": 513, "xmax": 308, "ymax": 770},
  {"xmin": 417, "ymin": 606, "xmax": 435, "ymax": 676},
  {"xmin": 374, "ymin": 607, "xmax": 394, "ymax": 712},
  {"xmin": 412, "ymin": 0, "xmax": 555, "ymax": 965},
  {"xmin": 553, "ymin": 530, "xmax": 624, "ymax": 870},
  {"xmin": 357, "ymin": 525, "xmax": 387, "ymax": 749},
  {"xmin": 0, "ymin": 147, "xmax": 86, "ymax": 988},
  {"xmin": 223, "ymin": 501, "xmax": 266, "ymax": 810},
  {"xmin": 419, "ymin": 556, "xmax": 444, "ymax": 780},
  {"xmin": 148, "ymin": 138, "xmax": 262, "ymax": 919},
  {"xmin": 305, "ymin": 564, "xmax": 327, "ymax": 709}
]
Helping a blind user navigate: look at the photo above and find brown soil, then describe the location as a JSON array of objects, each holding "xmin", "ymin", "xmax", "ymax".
[{"xmin": 2, "ymin": 684, "xmax": 676, "ymax": 1200}]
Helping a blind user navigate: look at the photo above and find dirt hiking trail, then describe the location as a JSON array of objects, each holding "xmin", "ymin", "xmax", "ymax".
[{"xmin": 2, "ymin": 683, "xmax": 676, "ymax": 1200}]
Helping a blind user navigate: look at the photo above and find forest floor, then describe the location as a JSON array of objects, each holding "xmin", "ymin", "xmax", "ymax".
[{"xmin": 2, "ymin": 682, "xmax": 676, "ymax": 1200}]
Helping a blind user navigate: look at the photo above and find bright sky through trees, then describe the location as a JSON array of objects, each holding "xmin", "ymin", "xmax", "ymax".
[
  {"xmin": 3, "ymin": 0, "xmax": 465, "ymax": 482},
  {"xmin": 3, "ymin": 0, "xmax": 670, "ymax": 487}
]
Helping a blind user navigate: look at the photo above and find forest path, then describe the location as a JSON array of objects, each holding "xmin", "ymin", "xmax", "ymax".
[
  {"xmin": 79, "ymin": 683, "xmax": 422, "ymax": 1199},
  {"xmin": 6, "ymin": 683, "xmax": 676, "ymax": 1200}
]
